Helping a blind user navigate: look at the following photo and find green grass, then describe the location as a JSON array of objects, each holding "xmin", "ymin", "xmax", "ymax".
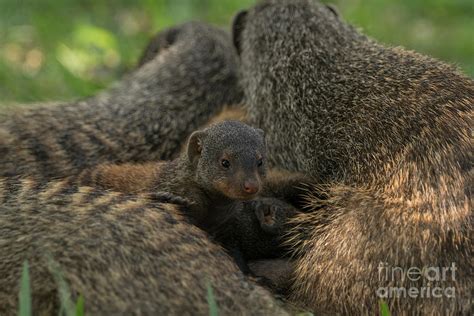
[
  {"xmin": 207, "ymin": 283, "xmax": 219, "ymax": 316},
  {"xmin": 18, "ymin": 263, "xmax": 215, "ymax": 315},
  {"xmin": 18, "ymin": 259, "xmax": 84, "ymax": 316},
  {"xmin": 18, "ymin": 261, "xmax": 32, "ymax": 316},
  {"xmin": 48, "ymin": 257, "xmax": 85, "ymax": 316},
  {"xmin": 0, "ymin": 0, "xmax": 472, "ymax": 104},
  {"xmin": 379, "ymin": 299, "xmax": 392, "ymax": 316}
]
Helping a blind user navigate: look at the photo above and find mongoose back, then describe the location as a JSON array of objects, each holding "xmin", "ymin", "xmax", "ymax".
[
  {"xmin": 0, "ymin": 22, "xmax": 243, "ymax": 180},
  {"xmin": 0, "ymin": 177, "xmax": 288, "ymax": 315},
  {"xmin": 234, "ymin": 0, "xmax": 473, "ymax": 314}
]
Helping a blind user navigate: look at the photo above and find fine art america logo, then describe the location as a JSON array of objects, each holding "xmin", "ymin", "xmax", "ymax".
[{"xmin": 376, "ymin": 262, "xmax": 457, "ymax": 299}]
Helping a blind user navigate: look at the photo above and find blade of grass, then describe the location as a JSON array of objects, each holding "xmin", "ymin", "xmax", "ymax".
[
  {"xmin": 18, "ymin": 260, "xmax": 32, "ymax": 316},
  {"xmin": 75, "ymin": 294, "xmax": 84, "ymax": 316},
  {"xmin": 379, "ymin": 299, "xmax": 391, "ymax": 316},
  {"xmin": 207, "ymin": 283, "xmax": 218, "ymax": 316},
  {"xmin": 47, "ymin": 255, "xmax": 78, "ymax": 316}
]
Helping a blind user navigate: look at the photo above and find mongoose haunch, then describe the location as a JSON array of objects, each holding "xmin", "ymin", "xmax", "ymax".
[
  {"xmin": 0, "ymin": 22, "xmax": 242, "ymax": 181},
  {"xmin": 0, "ymin": 177, "xmax": 287, "ymax": 315},
  {"xmin": 234, "ymin": 0, "xmax": 473, "ymax": 314}
]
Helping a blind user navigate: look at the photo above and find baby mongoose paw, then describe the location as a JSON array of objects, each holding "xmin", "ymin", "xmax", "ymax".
[{"xmin": 252, "ymin": 197, "xmax": 298, "ymax": 235}]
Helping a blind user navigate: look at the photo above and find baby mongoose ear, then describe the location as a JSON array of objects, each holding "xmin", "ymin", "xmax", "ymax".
[
  {"xmin": 187, "ymin": 131, "xmax": 207, "ymax": 165},
  {"xmin": 232, "ymin": 9, "xmax": 248, "ymax": 56}
]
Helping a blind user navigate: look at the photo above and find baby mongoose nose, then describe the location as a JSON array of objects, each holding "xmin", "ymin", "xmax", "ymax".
[{"xmin": 243, "ymin": 180, "xmax": 259, "ymax": 195}]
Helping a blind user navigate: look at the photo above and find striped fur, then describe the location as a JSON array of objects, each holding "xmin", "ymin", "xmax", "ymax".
[
  {"xmin": 236, "ymin": 0, "xmax": 473, "ymax": 314},
  {"xmin": 0, "ymin": 177, "xmax": 287, "ymax": 315},
  {"xmin": 0, "ymin": 22, "xmax": 243, "ymax": 180}
]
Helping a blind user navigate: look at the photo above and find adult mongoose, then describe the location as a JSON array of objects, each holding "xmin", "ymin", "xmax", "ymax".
[
  {"xmin": 0, "ymin": 176, "xmax": 288, "ymax": 315},
  {"xmin": 0, "ymin": 22, "xmax": 242, "ymax": 180},
  {"xmin": 234, "ymin": 0, "xmax": 473, "ymax": 314},
  {"xmin": 0, "ymin": 21, "xmax": 296, "ymax": 313}
]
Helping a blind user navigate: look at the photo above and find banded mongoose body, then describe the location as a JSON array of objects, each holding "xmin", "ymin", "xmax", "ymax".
[
  {"xmin": 0, "ymin": 176, "xmax": 288, "ymax": 315},
  {"xmin": 234, "ymin": 0, "xmax": 473, "ymax": 314},
  {"xmin": 0, "ymin": 22, "xmax": 242, "ymax": 181}
]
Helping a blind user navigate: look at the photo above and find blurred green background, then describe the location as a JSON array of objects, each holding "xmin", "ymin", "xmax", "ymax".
[{"xmin": 0, "ymin": 0, "xmax": 472, "ymax": 104}]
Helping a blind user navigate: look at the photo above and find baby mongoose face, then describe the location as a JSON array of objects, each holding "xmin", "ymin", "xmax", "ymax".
[{"xmin": 187, "ymin": 121, "xmax": 267, "ymax": 200}]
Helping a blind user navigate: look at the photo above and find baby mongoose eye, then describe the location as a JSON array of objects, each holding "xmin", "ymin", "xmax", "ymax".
[
  {"xmin": 257, "ymin": 158, "xmax": 264, "ymax": 167},
  {"xmin": 221, "ymin": 159, "xmax": 231, "ymax": 169}
]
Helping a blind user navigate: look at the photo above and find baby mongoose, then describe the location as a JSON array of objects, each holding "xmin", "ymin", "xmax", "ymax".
[
  {"xmin": 80, "ymin": 121, "xmax": 303, "ymax": 273},
  {"xmin": 78, "ymin": 121, "xmax": 302, "ymax": 273},
  {"xmin": 81, "ymin": 120, "xmax": 267, "ymax": 223},
  {"xmin": 154, "ymin": 120, "xmax": 268, "ymax": 229}
]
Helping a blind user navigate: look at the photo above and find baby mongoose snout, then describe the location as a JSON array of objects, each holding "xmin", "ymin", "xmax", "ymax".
[{"xmin": 243, "ymin": 179, "xmax": 259, "ymax": 195}]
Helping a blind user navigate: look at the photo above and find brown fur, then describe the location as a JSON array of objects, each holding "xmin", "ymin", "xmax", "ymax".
[
  {"xmin": 205, "ymin": 106, "xmax": 249, "ymax": 126},
  {"xmin": 234, "ymin": 0, "xmax": 473, "ymax": 314},
  {"xmin": 0, "ymin": 176, "xmax": 288, "ymax": 315},
  {"xmin": 178, "ymin": 105, "xmax": 249, "ymax": 154},
  {"xmin": 77, "ymin": 162, "xmax": 162, "ymax": 194}
]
